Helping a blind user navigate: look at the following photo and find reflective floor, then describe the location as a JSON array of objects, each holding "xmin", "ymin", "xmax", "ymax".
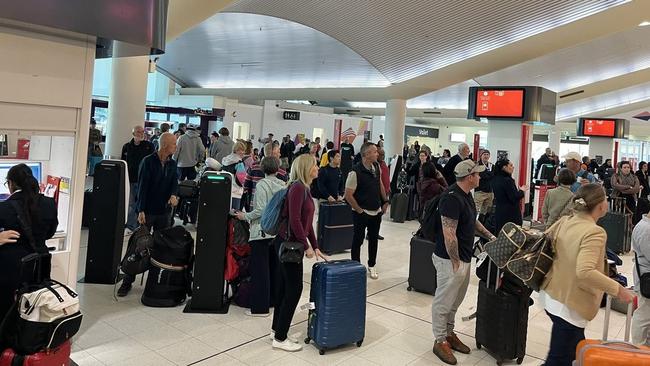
[{"xmin": 71, "ymin": 216, "xmax": 635, "ymax": 365}]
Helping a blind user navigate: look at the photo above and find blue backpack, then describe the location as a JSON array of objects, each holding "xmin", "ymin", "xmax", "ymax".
[{"xmin": 260, "ymin": 183, "xmax": 291, "ymax": 236}]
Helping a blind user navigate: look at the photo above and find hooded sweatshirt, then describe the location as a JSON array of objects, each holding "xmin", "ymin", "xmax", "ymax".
[
  {"xmin": 173, "ymin": 130, "xmax": 205, "ymax": 168},
  {"xmin": 213, "ymin": 135, "xmax": 234, "ymax": 164}
]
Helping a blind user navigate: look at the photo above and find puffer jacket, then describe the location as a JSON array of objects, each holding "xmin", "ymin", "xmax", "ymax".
[{"xmin": 244, "ymin": 175, "xmax": 286, "ymax": 241}]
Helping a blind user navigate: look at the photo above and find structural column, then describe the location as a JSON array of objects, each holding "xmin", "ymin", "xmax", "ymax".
[
  {"xmin": 588, "ymin": 137, "xmax": 614, "ymax": 164},
  {"xmin": 105, "ymin": 42, "xmax": 149, "ymax": 159},
  {"xmin": 548, "ymin": 125, "xmax": 561, "ymax": 157},
  {"xmin": 384, "ymin": 99, "xmax": 406, "ymax": 159}
]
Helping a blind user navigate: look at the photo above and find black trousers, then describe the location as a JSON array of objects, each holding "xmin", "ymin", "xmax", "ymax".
[
  {"xmin": 177, "ymin": 167, "xmax": 197, "ymax": 181},
  {"xmin": 249, "ymin": 238, "xmax": 277, "ymax": 314},
  {"xmin": 271, "ymin": 237, "xmax": 303, "ymax": 341},
  {"xmin": 0, "ymin": 244, "xmax": 31, "ymax": 320},
  {"xmin": 351, "ymin": 211, "xmax": 382, "ymax": 267},
  {"xmin": 545, "ymin": 311, "xmax": 585, "ymax": 366},
  {"xmin": 123, "ymin": 212, "xmax": 172, "ymax": 286}
]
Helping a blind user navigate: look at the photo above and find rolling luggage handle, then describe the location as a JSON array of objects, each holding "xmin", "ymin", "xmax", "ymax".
[{"xmin": 602, "ymin": 294, "xmax": 634, "ymax": 342}]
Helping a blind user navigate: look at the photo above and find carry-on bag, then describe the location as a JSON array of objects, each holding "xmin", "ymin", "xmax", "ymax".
[
  {"xmin": 305, "ymin": 260, "xmax": 366, "ymax": 355},
  {"xmin": 406, "ymin": 185, "xmax": 419, "ymax": 221},
  {"xmin": 390, "ymin": 192, "xmax": 408, "ymax": 223},
  {"xmin": 141, "ymin": 258, "xmax": 191, "ymax": 307},
  {"xmin": 151, "ymin": 226, "xmax": 194, "ymax": 266},
  {"xmin": 120, "ymin": 226, "xmax": 154, "ymax": 276},
  {"xmin": 317, "ymin": 202, "xmax": 353, "ymax": 254},
  {"xmin": 475, "ymin": 260, "xmax": 528, "ymax": 365},
  {"xmin": 407, "ymin": 236, "xmax": 437, "ymax": 295},
  {"xmin": 598, "ymin": 197, "xmax": 632, "ymax": 254},
  {"xmin": 0, "ymin": 340, "xmax": 71, "ymax": 366},
  {"xmin": 575, "ymin": 295, "xmax": 650, "ymax": 365}
]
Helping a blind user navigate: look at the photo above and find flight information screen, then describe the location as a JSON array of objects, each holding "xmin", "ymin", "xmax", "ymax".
[{"xmin": 475, "ymin": 89, "xmax": 525, "ymax": 118}]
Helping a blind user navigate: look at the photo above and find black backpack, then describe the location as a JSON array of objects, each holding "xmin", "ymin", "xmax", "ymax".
[
  {"xmin": 416, "ymin": 189, "xmax": 455, "ymax": 241},
  {"xmin": 120, "ymin": 226, "xmax": 154, "ymax": 276},
  {"xmin": 151, "ymin": 226, "xmax": 194, "ymax": 266}
]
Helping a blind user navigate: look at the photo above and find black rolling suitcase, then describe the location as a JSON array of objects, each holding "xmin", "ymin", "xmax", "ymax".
[
  {"xmin": 406, "ymin": 185, "xmax": 419, "ymax": 221},
  {"xmin": 475, "ymin": 260, "xmax": 529, "ymax": 365},
  {"xmin": 407, "ymin": 236, "xmax": 436, "ymax": 295},
  {"xmin": 390, "ymin": 192, "xmax": 408, "ymax": 223},
  {"xmin": 318, "ymin": 202, "xmax": 354, "ymax": 254},
  {"xmin": 597, "ymin": 198, "xmax": 632, "ymax": 254}
]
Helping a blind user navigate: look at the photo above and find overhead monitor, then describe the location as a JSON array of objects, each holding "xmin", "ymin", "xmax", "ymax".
[
  {"xmin": 473, "ymin": 88, "xmax": 525, "ymax": 119},
  {"xmin": 576, "ymin": 117, "xmax": 628, "ymax": 139},
  {"xmin": 581, "ymin": 119, "xmax": 616, "ymax": 137}
]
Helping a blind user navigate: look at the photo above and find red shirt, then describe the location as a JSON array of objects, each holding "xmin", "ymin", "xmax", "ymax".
[{"xmin": 379, "ymin": 161, "xmax": 390, "ymax": 194}]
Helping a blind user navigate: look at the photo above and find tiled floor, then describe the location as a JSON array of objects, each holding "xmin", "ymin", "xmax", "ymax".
[{"xmin": 71, "ymin": 217, "xmax": 636, "ymax": 366}]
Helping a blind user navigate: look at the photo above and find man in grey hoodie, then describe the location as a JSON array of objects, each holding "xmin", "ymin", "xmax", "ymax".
[
  {"xmin": 214, "ymin": 127, "xmax": 235, "ymax": 164},
  {"xmin": 173, "ymin": 126, "xmax": 205, "ymax": 180}
]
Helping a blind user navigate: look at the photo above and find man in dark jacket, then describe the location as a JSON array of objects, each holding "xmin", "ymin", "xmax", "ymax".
[
  {"xmin": 118, "ymin": 132, "xmax": 179, "ymax": 297},
  {"xmin": 535, "ymin": 148, "xmax": 555, "ymax": 178},
  {"xmin": 121, "ymin": 125, "xmax": 155, "ymax": 231},
  {"xmin": 340, "ymin": 136, "xmax": 356, "ymax": 186},
  {"xmin": 473, "ymin": 150, "xmax": 494, "ymax": 219},
  {"xmin": 318, "ymin": 150, "xmax": 344, "ymax": 201},
  {"xmin": 280, "ymin": 135, "xmax": 295, "ymax": 167},
  {"xmin": 443, "ymin": 143, "xmax": 470, "ymax": 186}
]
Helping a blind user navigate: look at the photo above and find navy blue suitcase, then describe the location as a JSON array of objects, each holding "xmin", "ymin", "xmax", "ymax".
[
  {"xmin": 305, "ymin": 260, "xmax": 366, "ymax": 355},
  {"xmin": 317, "ymin": 202, "xmax": 354, "ymax": 254}
]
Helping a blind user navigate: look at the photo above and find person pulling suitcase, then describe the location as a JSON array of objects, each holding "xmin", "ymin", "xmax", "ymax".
[{"xmin": 430, "ymin": 160, "xmax": 495, "ymax": 365}]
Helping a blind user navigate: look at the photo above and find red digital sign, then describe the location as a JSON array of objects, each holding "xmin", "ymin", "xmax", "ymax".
[
  {"xmin": 475, "ymin": 89, "xmax": 525, "ymax": 118},
  {"xmin": 582, "ymin": 119, "xmax": 616, "ymax": 137}
]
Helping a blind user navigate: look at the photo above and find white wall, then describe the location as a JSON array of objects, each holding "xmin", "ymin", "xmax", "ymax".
[{"xmin": 223, "ymin": 102, "xmax": 264, "ymax": 140}]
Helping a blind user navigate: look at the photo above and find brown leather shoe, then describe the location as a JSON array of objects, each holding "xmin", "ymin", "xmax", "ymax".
[
  {"xmin": 432, "ymin": 341, "xmax": 457, "ymax": 365},
  {"xmin": 446, "ymin": 333, "xmax": 471, "ymax": 354}
]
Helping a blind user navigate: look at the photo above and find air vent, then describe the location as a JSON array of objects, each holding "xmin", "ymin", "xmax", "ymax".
[
  {"xmin": 559, "ymin": 90, "xmax": 584, "ymax": 98},
  {"xmin": 423, "ymin": 111, "xmax": 442, "ymax": 115},
  {"xmin": 346, "ymin": 109, "xmax": 361, "ymax": 113}
]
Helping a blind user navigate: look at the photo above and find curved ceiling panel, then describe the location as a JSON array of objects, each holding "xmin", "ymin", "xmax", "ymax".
[
  {"xmin": 157, "ymin": 13, "xmax": 390, "ymax": 88},
  {"xmin": 224, "ymin": 0, "xmax": 628, "ymax": 83}
]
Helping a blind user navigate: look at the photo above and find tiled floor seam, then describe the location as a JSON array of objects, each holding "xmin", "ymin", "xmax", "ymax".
[{"xmin": 366, "ymin": 299, "xmax": 546, "ymax": 362}]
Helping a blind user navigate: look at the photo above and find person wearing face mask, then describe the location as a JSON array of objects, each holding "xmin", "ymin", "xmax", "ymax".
[
  {"xmin": 540, "ymin": 184, "xmax": 635, "ymax": 365},
  {"xmin": 611, "ymin": 161, "xmax": 641, "ymax": 213},
  {"xmin": 0, "ymin": 164, "xmax": 58, "ymax": 318},
  {"xmin": 491, "ymin": 159, "xmax": 529, "ymax": 234},
  {"xmin": 121, "ymin": 125, "xmax": 155, "ymax": 231}
]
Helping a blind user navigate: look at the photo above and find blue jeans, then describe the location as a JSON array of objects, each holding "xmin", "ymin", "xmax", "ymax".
[
  {"xmin": 126, "ymin": 183, "xmax": 138, "ymax": 230},
  {"xmin": 545, "ymin": 311, "xmax": 585, "ymax": 366}
]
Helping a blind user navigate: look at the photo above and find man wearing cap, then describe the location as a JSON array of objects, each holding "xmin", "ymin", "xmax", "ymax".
[
  {"xmin": 431, "ymin": 159, "xmax": 496, "ymax": 365},
  {"xmin": 564, "ymin": 151, "xmax": 595, "ymax": 192}
]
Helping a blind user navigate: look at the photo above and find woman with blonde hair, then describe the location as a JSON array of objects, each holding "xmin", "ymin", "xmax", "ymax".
[
  {"xmin": 540, "ymin": 184, "xmax": 635, "ymax": 365},
  {"xmin": 271, "ymin": 154, "xmax": 327, "ymax": 352}
]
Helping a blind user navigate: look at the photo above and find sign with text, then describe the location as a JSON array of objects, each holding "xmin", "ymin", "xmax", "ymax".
[
  {"xmin": 283, "ymin": 111, "xmax": 300, "ymax": 120},
  {"xmin": 475, "ymin": 89, "xmax": 525, "ymax": 118},
  {"xmin": 404, "ymin": 126, "xmax": 439, "ymax": 138}
]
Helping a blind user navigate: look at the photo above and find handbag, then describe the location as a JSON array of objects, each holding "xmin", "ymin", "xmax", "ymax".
[
  {"xmin": 505, "ymin": 234, "xmax": 554, "ymax": 291},
  {"xmin": 278, "ymin": 185, "xmax": 306, "ymax": 264},
  {"xmin": 484, "ymin": 222, "xmax": 534, "ymax": 268},
  {"xmin": 635, "ymin": 251, "xmax": 650, "ymax": 298}
]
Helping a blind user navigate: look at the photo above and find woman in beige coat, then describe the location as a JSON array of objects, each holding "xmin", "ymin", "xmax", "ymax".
[
  {"xmin": 542, "ymin": 168, "xmax": 576, "ymax": 226},
  {"xmin": 540, "ymin": 184, "xmax": 635, "ymax": 366}
]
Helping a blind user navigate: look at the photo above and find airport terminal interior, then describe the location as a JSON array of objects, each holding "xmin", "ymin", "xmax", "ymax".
[{"xmin": 3, "ymin": 0, "xmax": 650, "ymax": 365}]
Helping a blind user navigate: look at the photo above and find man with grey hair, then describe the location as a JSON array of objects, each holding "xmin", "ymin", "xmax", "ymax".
[
  {"xmin": 345, "ymin": 142, "xmax": 389, "ymax": 280},
  {"xmin": 443, "ymin": 143, "xmax": 471, "ymax": 186},
  {"xmin": 242, "ymin": 141, "xmax": 288, "ymax": 211},
  {"xmin": 121, "ymin": 125, "xmax": 155, "ymax": 231}
]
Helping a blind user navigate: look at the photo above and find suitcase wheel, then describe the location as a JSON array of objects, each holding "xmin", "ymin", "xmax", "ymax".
[
  {"xmin": 407, "ymin": 286, "xmax": 413, "ymax": 291},
  {"xmin": 319, "ymin": 349, "xmax": 325, "ymax": 356},
  {"xmin": 304, "ymin": 337, "xmax": 310, "ymax": 344},
  {"xmin": 356, "ymin": 339, "xmax": 363, "ymax": 347},
  {"xmin": 516, "ymin": 356, "xmax": 524, "ymax": 364},
  {"xmin": 476, "ymin": 342, "xmax": 481, "ymax": 350}
]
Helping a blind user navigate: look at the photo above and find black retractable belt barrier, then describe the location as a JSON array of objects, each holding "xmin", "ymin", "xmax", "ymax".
[{"xmin": 184, "ymin": 171, "xmax": 231, "ymax": 314}]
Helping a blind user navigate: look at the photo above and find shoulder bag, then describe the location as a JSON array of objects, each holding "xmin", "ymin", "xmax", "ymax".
[
  {"xmin": 278, "ymin": 184, "xmax": 306, "ymax": 263},
  {"xmin": 635, "ymin": 251, "xmax": 650, "ymax": 298}
]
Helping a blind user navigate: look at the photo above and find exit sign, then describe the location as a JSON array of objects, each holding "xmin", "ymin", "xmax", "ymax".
[{"xmin": 283, "ymin": 111, "xmax": 300, "ymax": 120}]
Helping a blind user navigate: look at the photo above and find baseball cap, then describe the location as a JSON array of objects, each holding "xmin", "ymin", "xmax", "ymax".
[
  {"xmin": 454, "ymin": 159, "xmax": 486, "ymax": 178},
  {"xmin": 563, "ymin": 152, "xmax": 581, "ymax": 162}
]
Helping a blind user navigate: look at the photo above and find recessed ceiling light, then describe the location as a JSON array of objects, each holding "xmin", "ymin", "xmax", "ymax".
[{"xmin": 639, "ymin": 21, "xmax": 650, "ymax": 27}]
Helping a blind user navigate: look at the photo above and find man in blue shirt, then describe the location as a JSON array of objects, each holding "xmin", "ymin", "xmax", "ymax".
[
  {"xmin": 564, "ymin": 152, "xmax": 595, "ymax": 193},
  {"xmin": 118, "ymin": 132, "xmax": 179, "ymax": 297}
]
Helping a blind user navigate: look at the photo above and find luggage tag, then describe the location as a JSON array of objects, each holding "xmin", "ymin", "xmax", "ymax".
[
  {"xmin": 476, "ymin": 251, "xmax": 488, "ymax": 268},
  {"xmin": 299, "ymin": 302, "xmax": 316, "ymax": 311}
]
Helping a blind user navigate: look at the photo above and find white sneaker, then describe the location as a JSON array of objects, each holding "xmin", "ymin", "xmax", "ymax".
[
  {"xmin": 272, "ymin": 338, "xmax": 303, "ymax": 352},
  {"xmin": 368, "ymin": 266, "xmax": 379, "ymax": 280},
  {"xmin": 269, "ymin": 331, "xmax": 300, "ymax": 343},
  {"xmin": 245, "ymin": 309, "xmax": 270, "ymax": 317}
]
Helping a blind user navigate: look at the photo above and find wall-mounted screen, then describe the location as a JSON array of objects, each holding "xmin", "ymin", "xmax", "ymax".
[
  {"xmin": 581, "ymin": 119, "xmax": 616, "ymax": 137},
  {"xmin": 474, "ymin": 89, "xmax": 525, "ymax": 118}
]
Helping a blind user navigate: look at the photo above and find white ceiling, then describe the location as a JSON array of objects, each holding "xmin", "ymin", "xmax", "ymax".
[
  {"xmin": 224, "ymin": 0, "xmax": 627, "ymax": 83},
  {"xmin": 157, "ymin": 13, "xmax": 390, "ymax": 88}
]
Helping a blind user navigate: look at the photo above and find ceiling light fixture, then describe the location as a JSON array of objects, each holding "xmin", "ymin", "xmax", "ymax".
[{"xmin": 639, "ymin": 21, "xmax": 650, "ymax": 27}]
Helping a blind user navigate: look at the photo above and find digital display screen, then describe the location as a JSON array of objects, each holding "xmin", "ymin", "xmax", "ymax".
[
  {"xmin": 475, "ymin": 89, "xmax": 525, "ymax": 118},
  {"xmin": 582, "ymin": 119, "xmax": 616, "ymax": 137},
  {"xmin": 0, "ymin": 162, "xmax": 42, "ymax": 199}
]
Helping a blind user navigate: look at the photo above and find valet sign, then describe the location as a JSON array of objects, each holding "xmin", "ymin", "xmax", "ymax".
[{"xmin": 404, "ymin": 126, "xmax": 439, "ymax": 138}]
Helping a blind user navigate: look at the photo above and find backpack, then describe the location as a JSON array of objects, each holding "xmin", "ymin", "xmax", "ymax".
[
  {"xmin": 120, "ymin": 226, "xmax": 154, "ymax": 276},
  {"xmin": 416, "ymin": 189, "xmax": 454, "ymax": 241},
  {"xmin": 260, "ymin": 183, "xmax": 292, "ymax": 236},
  {"xmin": 151, "ymin": 226, "xmax": 194, "ymax": 266},
  {"xmin": 310, "ymin": 177, "xmax": 323, "ymax": 199}
]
